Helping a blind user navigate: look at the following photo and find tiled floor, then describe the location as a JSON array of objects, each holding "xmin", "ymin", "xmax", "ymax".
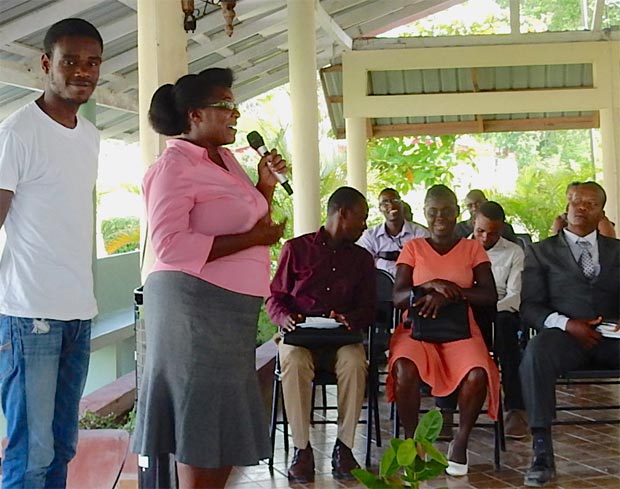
[{"xmin": 228, "ymin": 380, "xmax": 620, "ymax": 488}]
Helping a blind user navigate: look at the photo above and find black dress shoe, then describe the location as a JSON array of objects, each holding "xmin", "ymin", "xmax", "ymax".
[
  {"xmin": 331, "ymin": 438, "xmax": 360, "ymax": 481},
  {"xmin": 287, "ymin": 444, "xmax": 315, "ymax": 483},
  {"xmin": 524, "ymin": 452, "xmax": 556, "ymax": 487}
]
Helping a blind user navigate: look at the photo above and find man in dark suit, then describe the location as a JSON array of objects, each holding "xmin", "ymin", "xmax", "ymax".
[{"xmin": 519, "ymin": 181, "xmax": 620, "ymax": 487}]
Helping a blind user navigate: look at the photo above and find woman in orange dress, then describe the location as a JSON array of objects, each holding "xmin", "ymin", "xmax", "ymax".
[{"xmin": 387, "ymin": 184, "xmax": 500, "ymax": 476}]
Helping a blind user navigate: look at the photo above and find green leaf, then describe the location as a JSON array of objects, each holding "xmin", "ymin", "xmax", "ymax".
[
  {"xmin": 379, "ymin": 446, "xmax": 398, "ymax": 478},
  {"xmin": 414, "ymin": 409, "xmax": 443, "ymax": 442},
  {"xmin": 351, "ymin": 468, "xmax": 392, "ymax": 488},
  {"xmin": 416, "ymin": 459, "xmax": 448, "ymax": 481},
  {"xmin": 419, "ymin": 439, "xmax": 448, "ymax": 465},
  {"xmin": 390, "ymin": 438, "xmax": 405, "ymax": 451},
  {"xmin": 396, "ymin": 439, "xmax": 417, "ymax": 467}
]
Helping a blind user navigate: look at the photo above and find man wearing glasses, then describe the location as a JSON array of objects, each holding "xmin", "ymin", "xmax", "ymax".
[{"xmin": 358, "ymin": 188, "xmax": 429, "ymax": 277}]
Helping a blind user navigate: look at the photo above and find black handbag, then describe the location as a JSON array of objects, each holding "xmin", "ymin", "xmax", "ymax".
[
  {"xmin": 405, "ymin": 290, "xmax": 471, "ymax": 343},
  {"xmin": 282, "ymin": 326, "xmax": 364, "ymax": 349}
]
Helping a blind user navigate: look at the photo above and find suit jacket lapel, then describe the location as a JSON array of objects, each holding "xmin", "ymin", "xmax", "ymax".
[
  {"xmin": 597, "ymin": 234, "xmax": 615, "ymax": 278},
  {"xmin": 557, "ymin": 232, "xmax": 584, "ymax": 278}
]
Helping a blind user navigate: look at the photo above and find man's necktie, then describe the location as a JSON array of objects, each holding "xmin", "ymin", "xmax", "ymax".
[{"xmin": 577, "ymin": 240, "xmax": 595, "ymax": 279}]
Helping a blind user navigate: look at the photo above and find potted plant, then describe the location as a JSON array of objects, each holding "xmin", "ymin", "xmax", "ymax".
[{"xmin": 352, "ymin": 409, "xmax": 448, "ymax": 488}]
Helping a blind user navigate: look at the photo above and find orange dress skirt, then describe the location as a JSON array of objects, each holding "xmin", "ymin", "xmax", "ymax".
[{"xmin": 386, "ymin": 238, "xmax": 500, "ymax": 420}]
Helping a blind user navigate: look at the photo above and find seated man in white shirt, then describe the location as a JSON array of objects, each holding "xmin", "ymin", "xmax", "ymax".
[
  {"xmin": 472, "ymin": 201, "xmax": 527, "ymax": 438},
  {"xmin": 520, "ymin": 181, "xmax": 620, "ymax": 487},
  {"xmin": 358, "ymin": 188, "xmax": 429, "ymax": 277}
]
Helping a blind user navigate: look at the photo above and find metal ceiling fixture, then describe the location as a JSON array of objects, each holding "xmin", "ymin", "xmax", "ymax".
[{"xmin": 181, "ymin": 0, "xmax": 237, "ymax": 36}]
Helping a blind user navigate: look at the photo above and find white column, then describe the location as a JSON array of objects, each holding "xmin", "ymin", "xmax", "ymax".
[
  {"xmin": 137, "ymin": 0, "xmax": 188, "ymax": 280},
  {"xmin": 288, "ymin": 0, "xmax": 320, "ymax": 236},
  {"xmin": 599, "ymin": 42, "xmax": 620, "ymax": 225},
  {"xmin": 345, "ymin": 117, "xmax": 368, "ymax": 196}
]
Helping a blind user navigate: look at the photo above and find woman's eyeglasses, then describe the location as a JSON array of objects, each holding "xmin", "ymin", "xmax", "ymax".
[{"xmin": 204, "ymin": 101, "xmax": 239, "ymax": 111}]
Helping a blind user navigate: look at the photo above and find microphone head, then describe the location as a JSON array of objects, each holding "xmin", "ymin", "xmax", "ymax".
[{"xmin": 247, "ymin": 131, "xmax": 265, "ymax": 150}]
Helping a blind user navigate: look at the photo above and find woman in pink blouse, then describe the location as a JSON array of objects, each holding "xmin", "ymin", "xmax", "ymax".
[{"xmin": 132, "ymin": 68, "xmax": 286, "ymax": 488}]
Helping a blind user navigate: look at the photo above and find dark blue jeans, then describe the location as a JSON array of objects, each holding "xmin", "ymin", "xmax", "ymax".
[{"xmin": 0, "ymin": 316, "xmax": 91, "ymax": 489}]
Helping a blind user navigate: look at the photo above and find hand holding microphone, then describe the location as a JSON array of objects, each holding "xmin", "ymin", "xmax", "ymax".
[{"xmin": 247, "ymin": 131, "xmax": 293, "ymax": 195}]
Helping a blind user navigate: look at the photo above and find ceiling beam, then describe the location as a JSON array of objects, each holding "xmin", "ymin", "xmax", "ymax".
[
  {"xmin": 117, "ymin": 0, "xmax": 137, "ymax": 11},
  {"xmin": 315, "ymin": 0, "xmax": 352, "ymax": 49},
  {"xmin": 0, "ymin": 0, "xmax": 102, "ymax": 46},
  {"xmin": 335, "ymin": 0, "xmax": 417, "ymax": 33},
  {"xmin": 349, "ymin": 0, "xmax": 466, "ymax": 38},
  {"xmin": 99, "ymin": 14, "xmax": 137, "ymax": 44},
  {"xmin": 369, "ymin": 114, "xmax": 600, "ymax": 138}
]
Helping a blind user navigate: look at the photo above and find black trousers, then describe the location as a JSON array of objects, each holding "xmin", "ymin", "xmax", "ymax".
[
  {"xmin": 494, "ymin": 311, "xmax": 525, "ymax": 411},
  {"xmin": 520, "ymin": 328, "xmax": 620, "ymax": 429}
]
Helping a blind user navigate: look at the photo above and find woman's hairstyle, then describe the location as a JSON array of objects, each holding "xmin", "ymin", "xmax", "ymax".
[
  {"xmin": 327, "ymin": 186, "xmax": 366, "ymax": 215},
  {"xmin": 424, "ymin": 184, "xmax": 458, "ymax": 206},
  {"xmin": 44, "ymin": 18, "xmax": 103, "ymax": 56},
  {"xmin": 148, "ymin": 68, "xmax": 234, "ymax": 136}
]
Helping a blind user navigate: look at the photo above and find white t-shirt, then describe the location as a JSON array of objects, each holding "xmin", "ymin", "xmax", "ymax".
[{"xmin": 0, "ymin": 102, "xmax": 99, "ymax": 320}]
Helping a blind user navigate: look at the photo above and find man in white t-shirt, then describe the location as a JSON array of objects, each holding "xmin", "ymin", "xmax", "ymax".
[{"xmin": 0, "ymin": 18, "xmax": 103, "ymax": 489}]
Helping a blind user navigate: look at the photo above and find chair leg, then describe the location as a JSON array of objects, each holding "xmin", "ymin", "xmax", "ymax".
[
  {"xmin": 310, "ymin": 383, "xmax": 316, "ymax": 424},
  {"xmin": 365, "ymin": 388, "xmax": 373, "ymax": 468},
  {"xmin": 393, "ymin": 405, "xmax": 400, "ymax": 438},
  {"xmin": 493, "ymin": 419, "xmax": 501, "ymax": 471},
  {"xmin": 269, "ymin": 376, "xmax": 280, "ymax": 467},
  {"xmin": 498, "ymin": 401, "xmax": 506, "ymax": 451},
  {"xmin": 322, "ymin": 384, "xmax": 328, "ymax": 414},
  {"xmin": 282, "ymin": 393, "xmax": 289, "ymax": 453},
  {"xmin": 373, "ymin": 386, "xmax": 381, "ymax": 448}
]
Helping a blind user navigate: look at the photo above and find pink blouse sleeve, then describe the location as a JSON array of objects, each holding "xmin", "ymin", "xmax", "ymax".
[{"xmin": 144, "ymin": 154, "xmax": 214, "ymax": 274}]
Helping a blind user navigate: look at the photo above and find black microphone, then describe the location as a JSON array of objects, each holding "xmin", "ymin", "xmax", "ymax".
[{"xmin": 247, "ymin": 131, "xmax": 293, "ymax": 195}]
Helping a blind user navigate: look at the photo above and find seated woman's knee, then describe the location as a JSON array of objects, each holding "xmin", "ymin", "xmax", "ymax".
[
  {"xmin": 393, "ymin": 358, "xmax": 419, "ymax": 386},
  {"xmin": 466, "ymin": 367, "xmax": 487, "ymax": 386}
]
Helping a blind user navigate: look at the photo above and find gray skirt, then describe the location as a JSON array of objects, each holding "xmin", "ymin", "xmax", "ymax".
[{"xmin": 131, "ymin": 271, "xmax": 271, "ymax": 468}]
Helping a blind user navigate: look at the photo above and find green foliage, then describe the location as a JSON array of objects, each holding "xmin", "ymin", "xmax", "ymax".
[
  {"xmin": 256, "ymin": 305, "xmax": 278, "ymax": 346},
  {"xmin": 352, "ymin": 410, "xmax": 448, "ymax": 488},
  {"xmin": 487, "ymin": 163, "xmax": 595, "ymax": 241},
  {"xmin": 479, "ymin": 128, "xmax": 598, "ymax": 241},
  {"xmin": 101, "ymin": 216, "xmax": 140, "ymax": 255},
  {"xmin": 366, "ymin": 135, "xmax": 477, "ymax": 197},
  {"xmin": 79, "ymin": 408, "xmax": 135, "ymax": 432}
]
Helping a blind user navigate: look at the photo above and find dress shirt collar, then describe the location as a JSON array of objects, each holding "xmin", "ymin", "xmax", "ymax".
[
  {"xmin": 312, "ymin": 226, "xmax": 355, "ymax": 249},
  {"xmin": 167, "ymin": 138, "xmax": 227, "ymax": 163},
  {"xmin": 377, "ymin": 220, "xmax": 421, "ymax": 238},
  {"xmin": 563, "ymin": 228, "xmax": 597, "ymax": 247}
]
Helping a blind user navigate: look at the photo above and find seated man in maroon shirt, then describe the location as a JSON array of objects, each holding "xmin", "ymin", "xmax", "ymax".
[{"xmin": 266, "ymin": 186, "xmax": 376, "ymax": 483}]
